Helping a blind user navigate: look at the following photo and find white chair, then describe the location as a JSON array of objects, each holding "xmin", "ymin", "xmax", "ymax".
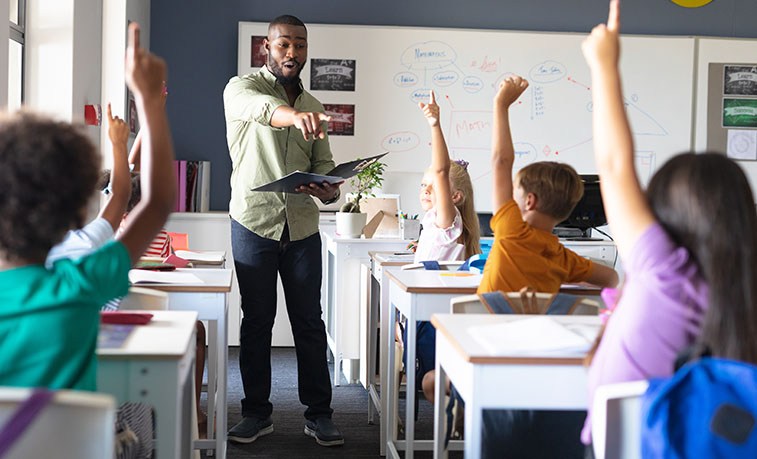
[
  {"xmin": 591, "ymin": 380, "xmax": 648, "ymax": 459},
  {"xmin": 118, "ymin": 286, "xmax": 169, "ymax": 310},
  {"xmin": 450, "ymin": 292, "xmax": 601, "ymax": 315},
  {"xmin": 0, "ymin": 387, "xmax": 115, "ymax": 459}
]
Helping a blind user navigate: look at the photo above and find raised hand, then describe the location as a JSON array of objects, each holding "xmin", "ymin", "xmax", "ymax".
[
  {"xmin": 107, "ymin": 103, "xmax": 129, "ymax": 149},
  {"xmin": 494, "ymin": 76, "xmax": 529, "ymax": 108},
  {"xmin": 418, "ymin": 90, "xmax": 441, "ymax": 127},
  {"xmin": 582, "ymin": 0, "xmax": 620, "ymax": 70},
  {"xmin": 293, "ymin": 111, "xmax": 332, "ymax": 141},
  {"xmin": 125, "ymin": 23, "xmax": 167, "ymax": 103}
]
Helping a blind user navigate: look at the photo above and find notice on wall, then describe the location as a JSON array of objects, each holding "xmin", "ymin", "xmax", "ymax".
[
  {"xmin": 323, "ymin": 104, "xmax": 355, "ymax": 136},
  {"xmin": 724, "ymin": 65, "xmax": 757, "ymax": 96},
  {"xmin": 251, "ymin": 36, "xmax": 267, "ymax": 68},
  {"xmin": 310, "ymin": 59, "xmax": 356, "ymax": 91},
  {"xmin": 723, "ymin": 98, "xmax": 757, "ymax": 128},
  {"xmin": 727, "ymin": 129, "xmax": 757, "ymax": 160}
]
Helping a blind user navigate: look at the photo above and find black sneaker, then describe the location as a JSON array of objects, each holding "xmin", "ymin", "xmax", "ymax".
[
  {"xmin": 227, "ymin": 416, "xmax": 273, "ymax": 444},
  {"xmin": 304, "ymin": 417, "xmax": 344, "ymax": 446}
]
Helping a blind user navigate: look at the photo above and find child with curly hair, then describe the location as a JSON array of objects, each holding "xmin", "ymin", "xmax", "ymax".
[{"xmin": 0, "ymin": 23, "xmax": 176, "ymax": 391}]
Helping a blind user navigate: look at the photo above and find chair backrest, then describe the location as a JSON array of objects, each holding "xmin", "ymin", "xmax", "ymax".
[
  {"xmin": 450, "ymin": 292, "xmax": 600, "ymax": 315},
  {"xmin": 0, "ymin": 387, "xmax": 115, "ymax": 459},
  {"xmin": 401, "ymin": 261, "xmax": 464, "ymax": 271},
  {"xmin": 117, "ymin": 286, "xmax": 169, "ymax": 310},
  {"xmin": 591, "ymin": 380, "xmax": 647, "ymax": 459}
]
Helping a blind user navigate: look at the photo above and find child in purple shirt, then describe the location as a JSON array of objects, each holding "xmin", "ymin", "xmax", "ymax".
[{"xmin": 581, "ymin": 0, "xmax": 757, "ymax": 449}]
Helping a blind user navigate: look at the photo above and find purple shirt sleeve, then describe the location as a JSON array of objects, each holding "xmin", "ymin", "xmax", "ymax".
[{"xmin": 581, "ymin": 223, "xmax": 708, "ymax": 444}]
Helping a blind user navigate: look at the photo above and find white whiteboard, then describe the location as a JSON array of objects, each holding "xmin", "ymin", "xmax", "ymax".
[{"xmin": 239, "ymin": 23, "xmax": 694, "ymax": 214}]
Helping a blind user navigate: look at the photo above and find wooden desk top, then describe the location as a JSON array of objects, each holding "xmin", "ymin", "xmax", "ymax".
[
  {"xmin": 386, "ymin": 269, "xmax": 480, "ymax": 294},
  {"xmin": 323, "ymin": 231, "xmax": 413, "ymax": 245},
  {"xmin": 369, "ymin": 251, "xmax": 416, "ymax": 267},
  {"xmin": 386, "ymin": 269, "xmax": 604, "ymax": 296},
  {"xmin": 129, "ymin": 268, "xmax": 233, "ymax": 293},
  {"xmin": 98, "ymin": 310, "xmax": 198, "ymax": 359},
  {"xmin": 431, "ymin": 313, "xmax": 601, "ymax": 365}
]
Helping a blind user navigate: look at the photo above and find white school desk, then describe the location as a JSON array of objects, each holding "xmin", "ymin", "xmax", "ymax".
[
  {"xmin": 323, "ymin": 232, "xmax": 413, "ymax": 386},
  {"xmin": 430, "ymin": 314, "xmax": 601, "ymax": 459},
  {"xmin": 368, "ymin": 251, "xmax": 416, "ymax": 456},
  {"xmin": 98, "ymin": 310, "xmax": 198, "ymax": 459},
  {"xmin": 131, "ymin": 268, "xmax": 233, "ymax": 458},
  {"xmin": 384, "ymin": 270, "xmax": 603, "ymax": 458}
]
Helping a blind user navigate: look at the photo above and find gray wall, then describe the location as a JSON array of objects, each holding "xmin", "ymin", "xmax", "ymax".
[{"xmin": 150, "ymin": 0, "xmax": 757, "ymax": 211}]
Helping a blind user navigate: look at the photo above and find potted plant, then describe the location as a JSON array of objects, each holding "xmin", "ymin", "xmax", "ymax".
[{"xmin": 336, "ymin": 158, "xmax": 386, "ymax": 238}]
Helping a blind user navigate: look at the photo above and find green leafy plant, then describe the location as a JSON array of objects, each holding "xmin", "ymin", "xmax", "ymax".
[{"xmin": 339, "ymin": 159, "xmax": 386, "ymax": 213}]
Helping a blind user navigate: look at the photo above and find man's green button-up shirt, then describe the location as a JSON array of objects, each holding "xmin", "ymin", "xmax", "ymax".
[{"xmin": 223, "ymin": 66, "xmax": 335, "ymax": 241}]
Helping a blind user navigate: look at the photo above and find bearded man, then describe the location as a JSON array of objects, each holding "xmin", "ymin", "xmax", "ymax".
[{"xmin": 223, "ymin": 14, "xmax": 343, "ymax": 447}]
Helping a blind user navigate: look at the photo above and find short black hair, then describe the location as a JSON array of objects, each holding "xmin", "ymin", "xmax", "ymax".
[
  {"xmin": 0, "ymin": 112, "xmax": 100, "ymax": 262},
  {"xmin": 268, "ymin": 14, "xmax": 306, "ymax": 34},
  {"xmin": 126, "ymin": 171, "xmax": 141, "ymax": 213}
]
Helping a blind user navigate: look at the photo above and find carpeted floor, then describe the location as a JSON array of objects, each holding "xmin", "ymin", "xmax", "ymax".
[{"xmin": 202, "ymin": 346, "xmax": 461, "ymax": 459}]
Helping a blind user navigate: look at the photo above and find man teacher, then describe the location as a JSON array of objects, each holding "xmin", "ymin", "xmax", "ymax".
[{"xmin": 223, "ymin": 14, "xmax": 344, "ymax": 447}]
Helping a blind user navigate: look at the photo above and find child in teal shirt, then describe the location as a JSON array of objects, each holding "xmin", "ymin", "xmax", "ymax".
[{"xmin": 0, "ymin": 23, "xmax": 176, "ymax": 392}]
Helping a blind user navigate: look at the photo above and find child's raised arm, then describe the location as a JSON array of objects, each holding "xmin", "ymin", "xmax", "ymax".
[
  {"xmin": 116, "ymin": 23, "xmax": 176, "ymax": 264},
  {"xmin": 582, "ymin": 0, "xmax": 654, "ymax": 259},
  {"xmin": 99, "ymin": 103, "xmax": 131, "ymax": 231},
  {"xmin": 419, "ymin": 90, "xmax": 456, "ymax": 228},
  {"xmin": 491, "ymin": 76, "xmax": 529, "ymax": 212}
]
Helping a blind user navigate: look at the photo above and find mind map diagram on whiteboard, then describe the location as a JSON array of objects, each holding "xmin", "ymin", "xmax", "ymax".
[{"xmin": 381, "ymin": 40, "xmax": 666, "ymax": 183}]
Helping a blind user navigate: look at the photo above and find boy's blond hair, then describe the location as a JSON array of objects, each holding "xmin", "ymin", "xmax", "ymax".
[{"xmin": 516, "ymin": 161, "xmax": 583, "ymax": 221}]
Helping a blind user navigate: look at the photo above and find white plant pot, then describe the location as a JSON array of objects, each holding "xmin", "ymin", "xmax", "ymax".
[{"xmin": 336, "ymin": 212, "xmax": 367, "ymax": 238}]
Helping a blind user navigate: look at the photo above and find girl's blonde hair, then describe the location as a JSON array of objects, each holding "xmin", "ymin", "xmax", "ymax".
[{"xmin": 449, "ymin": 161, "xmax": 481, "ymax": 259}]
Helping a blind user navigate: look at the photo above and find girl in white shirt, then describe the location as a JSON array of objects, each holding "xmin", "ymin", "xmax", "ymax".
[{"xmin": 414, "ymin": 91, "xmax": 481, "ymax": 263}]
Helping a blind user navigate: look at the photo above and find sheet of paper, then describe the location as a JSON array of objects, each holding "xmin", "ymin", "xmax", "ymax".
[
  {"xmin": 128, "ymin": 270, "xmax": 204, "ymax": 285},
  {"xmin": 727, "ymin": 129, "xmax": 757, "ymax": 160},
  {"xmin": 467, "ymin": 316, "xmax": 597, "ymax": 356},
  {"xmin": 437, "ymin": 272, "xmax": 482, "ymax": 288},
  {"xmin": 174, "ymin": 250, "xmax": 225, "ymax": 262}
]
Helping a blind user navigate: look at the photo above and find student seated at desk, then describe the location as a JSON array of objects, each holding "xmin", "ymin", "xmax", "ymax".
[
  {"xmin": 581, "ymin": 1, "xmax": 757, "ymax": 454},
  {"xmin": 462, "ymin": 76, "xmax": 618, "ymax": 458},
  {"xmin": 0, "ymin": 23, "xmax": 174, "ymax": 393},
  {"xmin": 398, "ymin": 91, "xmax": 483, "ymax": 401}
]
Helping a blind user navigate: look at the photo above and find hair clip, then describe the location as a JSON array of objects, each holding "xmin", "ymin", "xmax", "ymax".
[{"xmin": 453, "ymin": 159, "xmax": 469, "ymax": 170}]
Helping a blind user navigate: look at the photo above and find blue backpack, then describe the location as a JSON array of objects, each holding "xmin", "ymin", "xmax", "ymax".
[{"xmin": 642, "ymin": 357, "xmax": 757, "ymax": 458}]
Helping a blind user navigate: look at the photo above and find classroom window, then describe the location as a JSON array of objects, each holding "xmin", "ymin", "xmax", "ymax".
[{"xmin": 8, "ymin": 0, "xmax": 25, "ymax": 110}]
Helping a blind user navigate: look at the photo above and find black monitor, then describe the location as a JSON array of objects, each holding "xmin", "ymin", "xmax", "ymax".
[
  {"xmin": 477, "ymin": 212, "xmax": 494, "ymax": 237},
  {"xmin": 555, "ymin": 175, "xmax": 607, "ymax": 239}
]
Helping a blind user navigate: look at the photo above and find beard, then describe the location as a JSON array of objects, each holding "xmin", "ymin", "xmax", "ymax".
[{"xmin": 268, "ymin": 53, "xmax": 305, "ymax": 86}]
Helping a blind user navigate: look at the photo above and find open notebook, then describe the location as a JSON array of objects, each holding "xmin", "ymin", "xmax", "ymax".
[{"xmin": 467, "ymin": 316, "xmax": 599, "ymax": 357}]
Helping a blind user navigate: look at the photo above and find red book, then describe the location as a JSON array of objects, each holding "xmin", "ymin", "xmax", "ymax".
[{"xmin": 100, "ymin": 311, "xmax": 153, "ymax": 325}]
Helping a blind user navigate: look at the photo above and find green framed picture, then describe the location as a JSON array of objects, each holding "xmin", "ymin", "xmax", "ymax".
[{"xmin": 723, "ymin": 98, "xmax": 757, "ymax": 128}]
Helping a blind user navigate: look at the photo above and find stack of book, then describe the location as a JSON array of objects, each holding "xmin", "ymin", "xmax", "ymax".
[{"xmin": 174, "ymin": 160, "xmax": 210, "ymax": 212}]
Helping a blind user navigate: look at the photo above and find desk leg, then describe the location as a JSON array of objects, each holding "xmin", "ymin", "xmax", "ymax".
[
  {"xmin": 464, "ymin": 394, "xmax": 483, "ymax": 459},
  {"xmin": 217, "ymin": 302, "xmax": 228, "ymax": 459},
  {"xmin": 385, "ymin": 301, "xmax": 398, "ymax": 457},
  {"xmin": 207, "ymin": 321, "xmax": 217, "ymax": 455},
  {"xmin": 433, "ymin": 356, "xmax": 448, "ymax": 459},
  {"xmin": 406, "ymin": 311, "xmax": 416, "ymax": 459},
  {"xmin": 379, "ymin": 274, "xmax": 391, "ymax": 456}
]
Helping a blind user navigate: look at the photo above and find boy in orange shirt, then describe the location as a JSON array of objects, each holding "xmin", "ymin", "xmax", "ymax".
[{"xmin": 479, "ymin": 75, "xmax": 618, "ymax": 294}]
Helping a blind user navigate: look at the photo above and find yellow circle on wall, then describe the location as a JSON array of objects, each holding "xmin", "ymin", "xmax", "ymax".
[{"xmin": 670, "ymin": 0, "xmax": 713, "ymax": 7}]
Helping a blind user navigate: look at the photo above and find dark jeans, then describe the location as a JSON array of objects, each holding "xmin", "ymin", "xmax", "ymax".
[
  {"xmin": 481, "ymin": 409, "xmax": 587, "ymax": 459},
  {"xmin": 231, "ymin": 219, "xmax": 333, "ymax": 420}
]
